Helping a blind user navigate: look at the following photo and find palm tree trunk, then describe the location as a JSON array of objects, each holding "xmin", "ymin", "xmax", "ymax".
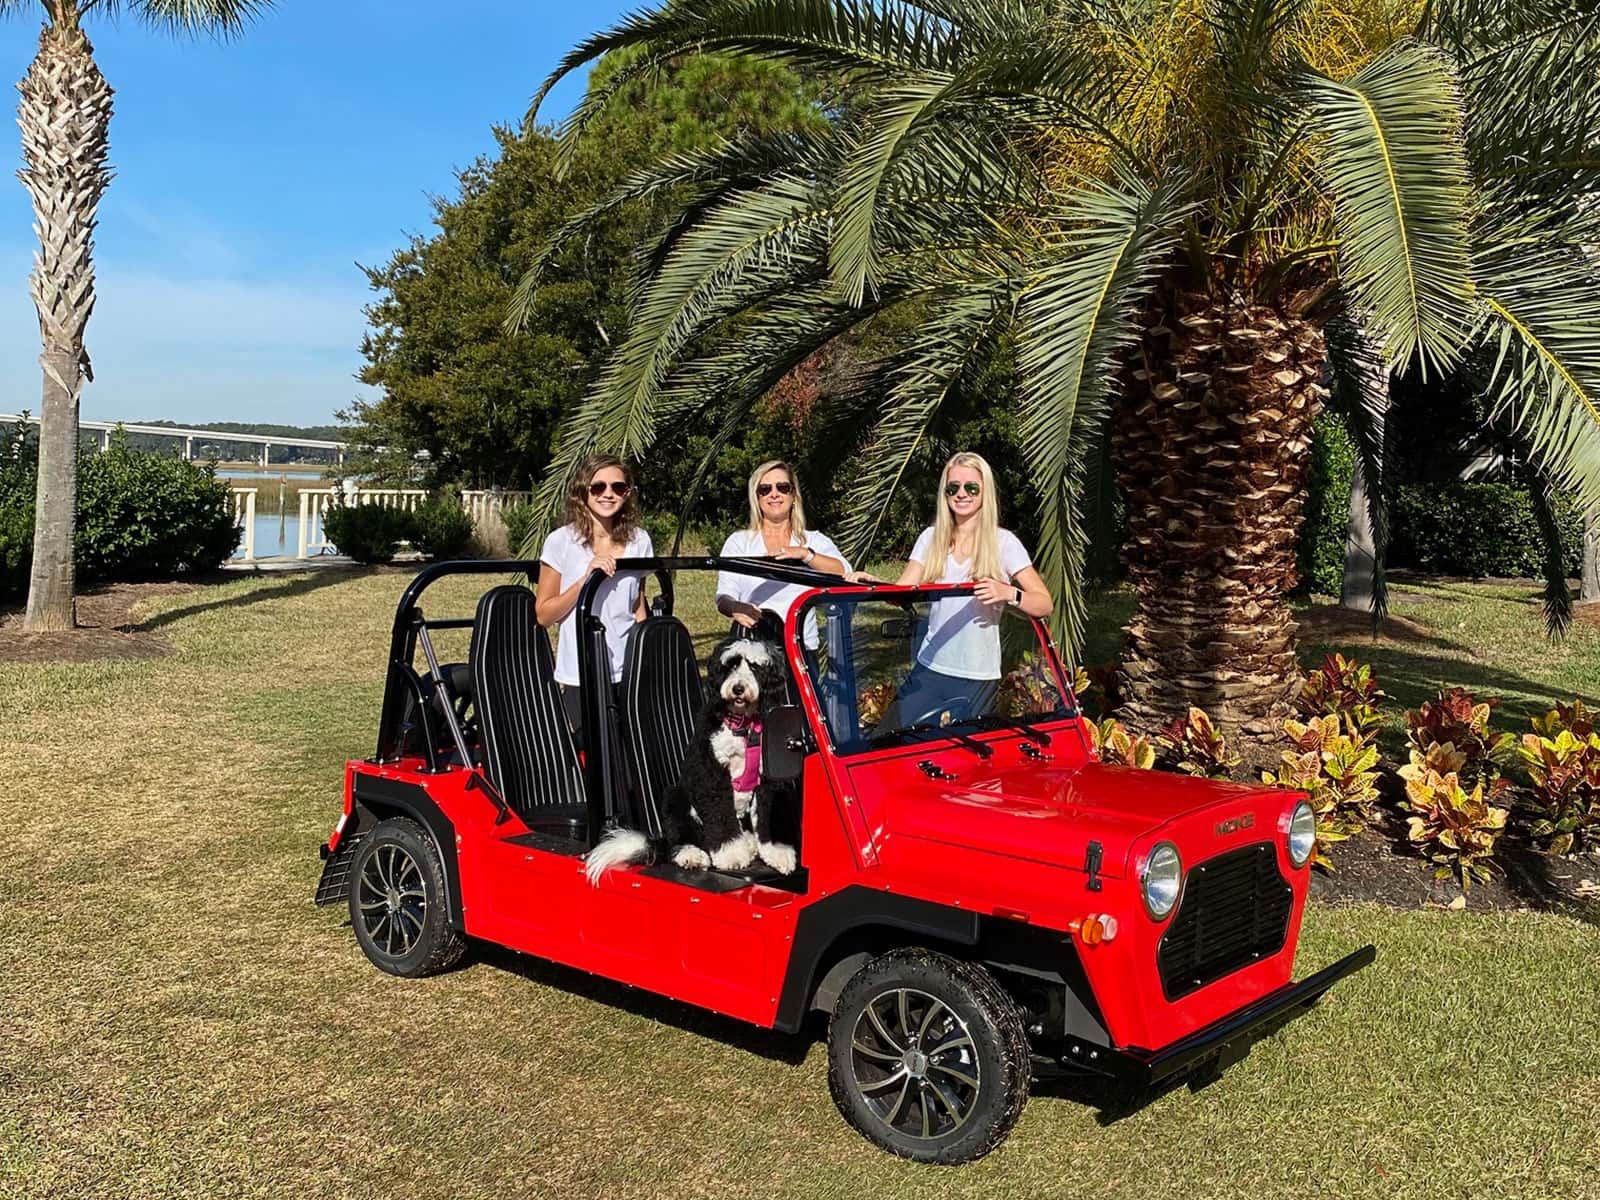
[
  {"xmin": 1114, "ymin": 290, "xmax": 1323, "ymax": 741},
  {"xmin": 1339, "ymin": 356, "xmax": 1388, "ymax": 612},
  {"xmin": 1582, "ymin": 504, "xmax": 1599, "ymax": 603},
  {"xmin": 18, "ymin": 16, "xmax": 113, "ymax": 633}
]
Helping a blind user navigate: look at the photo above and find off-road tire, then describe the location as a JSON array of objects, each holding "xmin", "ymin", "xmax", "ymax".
[
  {"xmin": 827, "ymin": 948, "xmax": 1031, "ymax": 1164},
  {"xmin": 348, "ymin": 817, "xmax": 466, "ymax": 978}
]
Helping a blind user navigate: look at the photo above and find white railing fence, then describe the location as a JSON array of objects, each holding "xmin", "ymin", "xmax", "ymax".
[
  {"xmin": 296, "ymin": 487, "xmax": 427, "ymax": 558},
  {"xmin": 229, "ymin": 485, "xmax": 533, "ymax": 561},
  {"xmin": 230, "ymin": 488, "xmax": 257, "ymax": 561}
]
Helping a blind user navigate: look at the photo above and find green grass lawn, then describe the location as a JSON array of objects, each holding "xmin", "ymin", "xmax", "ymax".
[{"xmin": 2, "ymin": 569, "xmax": 1598, "ymax": 1199}]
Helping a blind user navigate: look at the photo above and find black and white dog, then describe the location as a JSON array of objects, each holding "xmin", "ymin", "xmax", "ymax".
[{"xmin": 584, "ymin": 634, "xmax": 799, "ymax": 884}]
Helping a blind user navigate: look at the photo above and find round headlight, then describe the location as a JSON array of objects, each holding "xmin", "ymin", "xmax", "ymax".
[
  {"xmin": 1141, "ymin": 841, "xmax": 1183, "ymax": 920},
  {"xmin": 1287, "ymin": 800, "xmax": 1316, "ymax": 868}
]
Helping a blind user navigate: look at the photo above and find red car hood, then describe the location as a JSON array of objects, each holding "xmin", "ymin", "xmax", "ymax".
[{"xmin": 866, "ymin": 759, "xmax": 1289, "ymax": 878}]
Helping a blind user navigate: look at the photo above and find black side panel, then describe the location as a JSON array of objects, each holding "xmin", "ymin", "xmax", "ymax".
[
  {"xmin": 619, "ymin": 614, "xmax": 703, "ymax": 838},
  {"xmin": 774, "ymin": 887, "xmax": 982, "ymax": 1033},
  {"xmin": 469, "ymin": 585, "xmax": 588, "ymax": 822},
  {"xmin": 352, "ymin": 774, "xmax": 464, "ymax": 927}
]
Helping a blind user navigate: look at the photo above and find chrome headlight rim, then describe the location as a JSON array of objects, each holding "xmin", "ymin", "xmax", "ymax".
[
  {"xmin": 1141, "ymin": 840, "xmax": 1183, "ymax": 921},
  {"xmin": 1286, "ymin": 799, "xmax": 1316, "ymax": 868}
]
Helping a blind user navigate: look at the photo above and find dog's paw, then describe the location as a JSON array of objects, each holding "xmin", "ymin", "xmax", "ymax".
[
  {"xmin": 710, "ymin": 832, "xmax": 758, "ymax": 872},
  {"xmin": 758, "ymin": 841, "xmax": 797, "ymax": 874},
  {"xmin": 672, "ymin": 844, "xmax": 711, "ymax": 871}
]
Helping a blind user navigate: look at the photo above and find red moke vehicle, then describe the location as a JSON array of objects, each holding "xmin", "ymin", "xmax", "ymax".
[{"xmin": 315, "ymin": 557, "xmax": 1374, "ymax": 1164}]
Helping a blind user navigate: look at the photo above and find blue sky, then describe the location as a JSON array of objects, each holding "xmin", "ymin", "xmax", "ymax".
[{"xmin": 0, "ymin": 1, "xmax": 632, "ymax": 428}]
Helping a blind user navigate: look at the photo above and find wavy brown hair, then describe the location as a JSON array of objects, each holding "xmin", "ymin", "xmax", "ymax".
[{"xmin": 563, "ymin": 454, "xmax": 640, "ymax": 548}]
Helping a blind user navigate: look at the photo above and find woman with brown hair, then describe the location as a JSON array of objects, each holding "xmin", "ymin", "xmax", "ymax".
[{"xmin": 536, "ymin": 454, "xmax": 653, "ymax": 731}]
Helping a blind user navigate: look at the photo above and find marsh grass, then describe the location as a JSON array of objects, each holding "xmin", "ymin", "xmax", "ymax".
[{"xmin": 2, "ymin": 568, "xmax": 1598, "ymax": 1199}]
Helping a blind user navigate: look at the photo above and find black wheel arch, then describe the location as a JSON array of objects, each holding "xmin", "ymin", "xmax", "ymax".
[
  {"xmin": 776, "ymin": 886, "xmax": 1109, "ymax": 1045},
  {"xmin": 351, "ymin": 774, "xmax": 464, "ymax": 928}
]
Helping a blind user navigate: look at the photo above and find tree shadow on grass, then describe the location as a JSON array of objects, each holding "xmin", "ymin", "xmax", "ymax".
[
  {"xmin": 473, "ymin": 942, "xmax": 817, "ymax": 1067},
  {"xmin": 130, "ymin": 564, "xmax": 379, "ymax": 633}
]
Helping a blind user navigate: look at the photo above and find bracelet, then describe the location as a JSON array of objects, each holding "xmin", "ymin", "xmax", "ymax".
[{"xmin": 803, "ymin": 547, "xmax": 815, "ymax": 564}]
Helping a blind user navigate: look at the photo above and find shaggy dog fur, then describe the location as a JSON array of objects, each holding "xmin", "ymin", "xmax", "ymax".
[{"xmin": 585, "ymin": 634, "xmax": 799, "ymax": 884}]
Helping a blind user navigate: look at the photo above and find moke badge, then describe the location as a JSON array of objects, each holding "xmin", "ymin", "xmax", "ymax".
[{"xmin": 1216, "ymin": 813, "xmax": 1255, "ymax": 837}]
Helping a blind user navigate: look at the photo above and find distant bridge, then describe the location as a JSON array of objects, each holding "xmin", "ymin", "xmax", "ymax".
[{"xmin": 0, "ymin": 412, "xmax": 346, "ymax": 467}]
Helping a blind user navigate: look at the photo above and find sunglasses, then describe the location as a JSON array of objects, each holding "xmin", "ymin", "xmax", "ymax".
[
  {"xmin": 588, "ymin": 480, "xmax": 632, "ymax": 498},
  {"xmin": 756, "ymin": 481, "xmax": 795, "ymax": 497},
  {"xmin": 944, "ymin": 481, "xmax": 982, "ymax": 497}
]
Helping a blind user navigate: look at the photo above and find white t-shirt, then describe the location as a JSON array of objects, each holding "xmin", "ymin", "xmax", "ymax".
[
  {"xmin": 908, "ymin": 526, "xmax": 1032, "ymax": 681},
  {"xmin": 716, "ymin": 528, "xmax": 850, "ymax": 650},
  {"xmin": 540, "ymin": 523, "xmax": 654, "ymax": 685}
]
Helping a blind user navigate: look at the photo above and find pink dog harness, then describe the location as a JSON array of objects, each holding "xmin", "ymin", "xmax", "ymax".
[{"xmin": 723, "ymin": 715, "xmax": 763, "ymax": 793}]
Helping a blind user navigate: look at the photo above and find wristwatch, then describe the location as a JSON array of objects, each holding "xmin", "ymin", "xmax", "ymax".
[
  {"xmin": 1011, "ymin": 585, "xmax": 1023, "ymax": 606},
  {"xmin": 803, "ymin": 547, "xmax": 816, "ymax": 564}
]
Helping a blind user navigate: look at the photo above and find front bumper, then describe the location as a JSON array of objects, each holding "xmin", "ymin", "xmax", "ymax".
[{"xmin": 1109, "ymin": 944, "xmax": 1377, "ymax": 1086}]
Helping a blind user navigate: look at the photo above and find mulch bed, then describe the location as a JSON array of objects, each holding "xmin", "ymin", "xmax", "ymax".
[
  {"xmin": 0, "ymin": 579, "xmax": 197, "ymax": 664},
  {"xmin": 1313, "ymin": 803, "xmax": 1600, "ymax": 916}
]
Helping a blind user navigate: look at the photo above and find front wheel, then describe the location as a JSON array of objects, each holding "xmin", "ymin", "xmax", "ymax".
[
  {"xmin": 348, "ymin": 817, "xmax": 466, "ymax": 978},
  {"xmin": 826, "ymin": 948, "xmax": 1031, "ymax": 1164}
]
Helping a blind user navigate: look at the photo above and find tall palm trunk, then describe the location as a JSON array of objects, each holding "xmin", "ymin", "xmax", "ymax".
[
  {"xmin": 1114, "ymin": 290, "xmax": 1323, "ymax": 741},
  {"xmin": 1339, "ymin": 353, "xmax": 1388, "ymax": 613},
  {"xmin": 18, "ymin": 17, "xmax": 113, "ymax": 633},
  {"xmin": 1582, "ymin": 504, "xmax": 1599, "ymax": 603}
]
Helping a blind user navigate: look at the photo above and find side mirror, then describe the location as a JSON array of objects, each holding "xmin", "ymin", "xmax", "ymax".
[
  {"xmin": 878, "ymin": 617, "xmax": 913, "ymax": 639},
  {"xmin": 764, "ymin": 704, "xmax": 811, "ymax": 782}
]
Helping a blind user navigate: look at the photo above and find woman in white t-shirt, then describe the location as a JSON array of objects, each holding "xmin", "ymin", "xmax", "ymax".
[
  {"xmin": 716, "ymin": 460, "xmax": 849, "ymax": 649},
  {"xmin": 536, "ymin": 454, "xmax": 654, "ymax": 733},
  {"xmin": 875, "ymin": 452, "xmax": 1053, "ymax": 723}
]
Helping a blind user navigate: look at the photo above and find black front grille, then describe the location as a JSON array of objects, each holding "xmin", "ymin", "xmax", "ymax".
[{"xmin": 1157, "ymin": 841, "xmax": 1292, "ymax": 1000}]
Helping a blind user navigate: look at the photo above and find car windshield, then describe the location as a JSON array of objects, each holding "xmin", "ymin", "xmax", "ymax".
[{"xmin": 796, "ymin": 589, "xmax": 1076, "ymax": 753}]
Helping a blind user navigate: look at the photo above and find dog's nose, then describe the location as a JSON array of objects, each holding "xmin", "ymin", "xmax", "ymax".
[{"xmin": 731, "ymin": 683, "xmax": 745, "ymax": 696}]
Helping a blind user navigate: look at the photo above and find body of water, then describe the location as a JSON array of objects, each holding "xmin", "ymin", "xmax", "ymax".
[
  {"xmin": 234, "ymin": 513, "xmax": 330, "ymax": 559},
  {"xmin": 220, "ymin": 467, "xmax": 329, "ymax": 481}
]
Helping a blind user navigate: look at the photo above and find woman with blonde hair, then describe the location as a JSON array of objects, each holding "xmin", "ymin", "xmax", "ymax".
[
  {"xmin": 536, "ymin": 454, "xmax": 653, "ymax": 733},
  {"xmin": 716, "ymin": 459, "xmax": 849, "ymax": 647},
  {"xmin": 880, "ymin": 451, "xmax": 1052, "ymax": 720}
]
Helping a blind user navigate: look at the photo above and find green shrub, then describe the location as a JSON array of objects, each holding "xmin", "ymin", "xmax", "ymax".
[
  {"xmin": 1296, "ymin": 411, "xmax": 1355, "ymax": 596},
  {"xmin": 0, "ymin": 419, "xmax": 36, "ymax": 599},
  {"xmin": 1389, "ymin": 481, "xmax": 1584, "ymax": 579},
  {"xmin": 502, "ymin": 504, "xmax": 537, "ymax": 559},
  {"xmin": 76, "ymin": 435, "xmax": 240, "ymax": 580},
  {"xmin": 409, "ymin": 496, "xmax": 475, "ymax": 560},
  {"xmin": 322, "ymin": 502, "xmax": 411, "ymax": 564},
  {"xmin": 1, "ymin": 424, "xmax": 238, "ymax": 596}
]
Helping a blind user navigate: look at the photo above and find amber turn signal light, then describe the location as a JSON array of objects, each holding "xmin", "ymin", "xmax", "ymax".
[{"xmin": 1069, "ymin": 913, "xmax": 1118, "ymax": 946}]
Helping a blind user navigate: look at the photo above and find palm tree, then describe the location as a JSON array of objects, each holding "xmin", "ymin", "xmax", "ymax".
[
  {"xmin": 7, "ymin": 0, "xmax": 271, "ymax": 633},
  {"xmin": 523, "ymin": 1, "xmax": 1600, "ymax": 740}
]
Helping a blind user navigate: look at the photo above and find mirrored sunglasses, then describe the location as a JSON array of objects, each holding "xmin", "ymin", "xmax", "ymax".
[{"xmin": 944, "ymin": 481, "xmax": 982, "ymax": 497}]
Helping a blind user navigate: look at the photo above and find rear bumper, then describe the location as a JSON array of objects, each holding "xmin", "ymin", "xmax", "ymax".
[{"xmin": 1110, "ymin": 944, "xmax": 1377, "ymax": 1086}]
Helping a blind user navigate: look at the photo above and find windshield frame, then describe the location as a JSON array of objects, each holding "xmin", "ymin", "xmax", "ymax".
[{"xmin": 790, "ymin": 582, "xmax": 1080, "ymax": 758}]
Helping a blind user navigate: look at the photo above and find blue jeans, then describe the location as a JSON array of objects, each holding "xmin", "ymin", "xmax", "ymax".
[{"xmin": 885, "ymin": 663, "xmax": 997, "ymax": 729}]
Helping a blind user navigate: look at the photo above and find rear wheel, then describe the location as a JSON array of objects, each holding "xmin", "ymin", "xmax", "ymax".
[
  {"xmin": 348, "ymin": 817, "xmax": 466, "ymax": 977},
  {"xmin": 827, "ymin": 948, "xmax": 1031, "ymax": 1164}
]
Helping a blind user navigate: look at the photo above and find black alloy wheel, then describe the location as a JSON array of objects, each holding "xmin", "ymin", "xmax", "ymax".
[
  {"xmin": 348, "ymin": 817, "xmax": 466, "ymax": 978},
  {"xmin": 827, "ymin": 948, "xmax": 1031, "ymax": 1164}
]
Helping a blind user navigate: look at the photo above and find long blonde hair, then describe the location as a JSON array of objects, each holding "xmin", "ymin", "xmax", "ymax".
[
  {"xmin": 925, "ymin": 451, "xmax": 1001, "ymax": 581},
  {"xmin": 745, "ymin": 459, "xmax": 808, "ymax": 542}
]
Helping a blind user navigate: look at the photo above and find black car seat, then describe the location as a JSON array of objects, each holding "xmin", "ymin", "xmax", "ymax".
[
  {"xmin": 469, "ymin": 584, "xmax": 588, "ymax": 839},
  {"xmin": 620, "ymin": 612, "xmax": 703, "ymax": 837}
]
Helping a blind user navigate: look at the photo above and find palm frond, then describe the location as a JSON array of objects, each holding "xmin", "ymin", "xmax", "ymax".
[
  {"xmin": 1301, "ymin": 40, "xmax": 1476, "ymax": 373},
  {"xmin": 834, "ymin": 286, "xmax": 1013, "ymax": 561},
  {"xmin": 506, "ymin": 131, "xmax": 825, "ymax": 334},
  {"xmin": 530, "ymin": 0, "xmax": 968, "ymax": 151},
  {"xmin": 129, "ymin": 0, "xmax": 272, "ymax": 34},
  {"xmin": 1473, "ymin": 229, "xmax": 1600, "ymax": 515},
  {"xmin": 1014, "ymin": 168, "xmax": 1187, "ymax": 656},
  {"xmin": 1203, "ymin": 0, "xmax": 1314, "ymax": 85}
]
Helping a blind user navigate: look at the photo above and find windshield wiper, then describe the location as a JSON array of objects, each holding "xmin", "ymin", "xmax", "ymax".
[
  {"xmin": 952, "ymin": 712, "xmax": 1055, "ymax": 746},
  {"xmin": 866, "ymin": 722, "xmax": 993, "ymax": 759}
]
